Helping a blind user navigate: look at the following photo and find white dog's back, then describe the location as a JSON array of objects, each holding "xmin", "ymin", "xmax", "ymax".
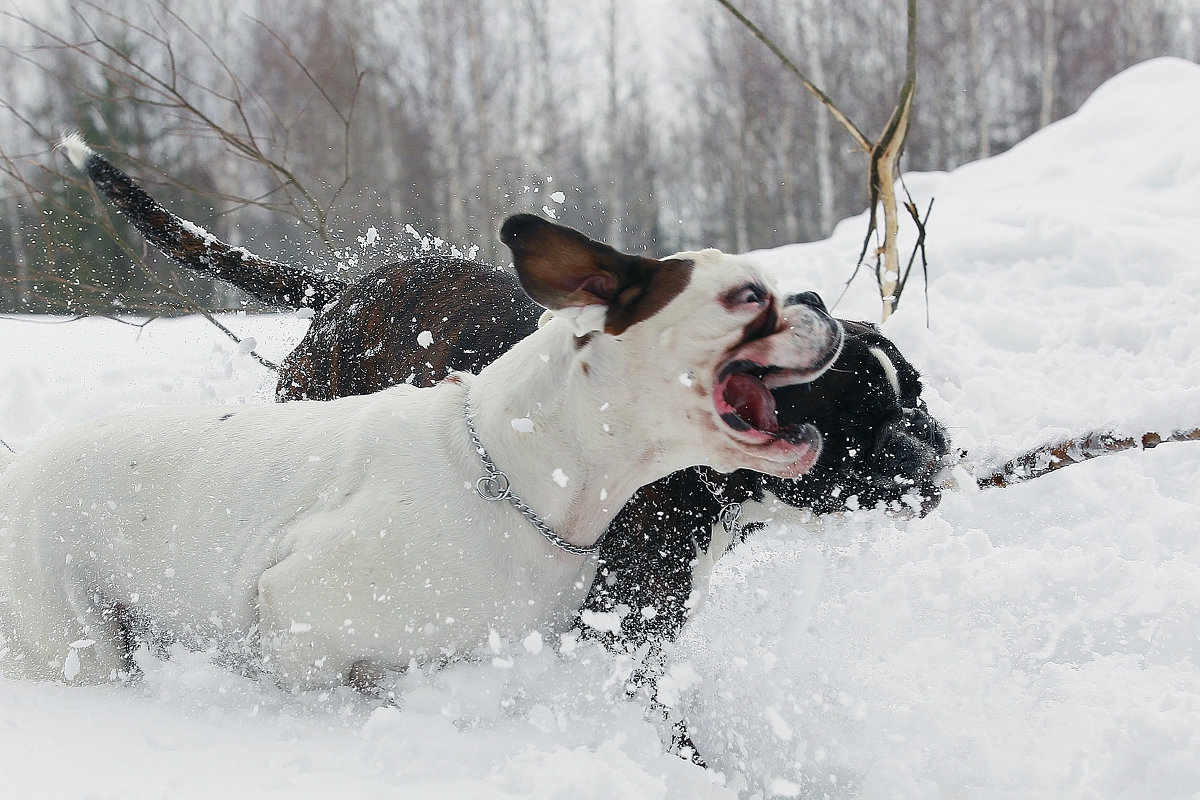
[{"xmin": 0, "ymin": 380, "xmax": 592, "ymax": 685}]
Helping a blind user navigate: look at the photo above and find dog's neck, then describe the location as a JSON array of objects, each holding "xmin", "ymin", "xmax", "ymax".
[{"xmin": 464, "ymin": 315, "xmax": 675, "ymax": 550}]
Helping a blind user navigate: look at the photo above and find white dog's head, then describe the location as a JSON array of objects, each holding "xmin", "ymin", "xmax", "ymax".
[{"xmin": 501, "ymin": 214, "xmax": 843, "ymax": 479}]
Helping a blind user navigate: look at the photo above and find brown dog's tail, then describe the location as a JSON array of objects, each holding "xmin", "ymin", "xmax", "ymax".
[{"xmin": 57, "ymin": 133, "xmax": 347, "ymax": 309}]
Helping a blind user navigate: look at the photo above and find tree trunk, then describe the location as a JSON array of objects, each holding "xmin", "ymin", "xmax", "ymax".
[
  {"xmin": 969, "ymin": 0, "xmax": 990, "ymax": 159},
  {"xmin": 5, "ymin": 192, "xmax": 30, "ymax": 305},
  {"xmin": 602, "ymin": 1, "xmax": 625, "ymax": 248},
  {"xmin": 466, "ymin": 11, "xmax": 497, "ymax": 260},
  {"xmin": 1039, "ymin": 0, "xmax": 1057, "ymax": 128},
  {"xmin": 800, "ymin": 0, "xmax": 835, "ymax": 235},
  {"xmin": 527, "ymin": 0, "xmax": 558, "ymax": 180}
]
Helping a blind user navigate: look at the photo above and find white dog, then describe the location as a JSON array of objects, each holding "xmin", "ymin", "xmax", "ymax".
[{"xmin": 0, "ymin": 214, "xmax": 842, "ymax": 689}]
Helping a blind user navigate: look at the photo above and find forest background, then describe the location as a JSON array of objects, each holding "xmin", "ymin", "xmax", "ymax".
[{"xmin": 1, "ymin": 0, "xmax": 1198, "ymax": 313}]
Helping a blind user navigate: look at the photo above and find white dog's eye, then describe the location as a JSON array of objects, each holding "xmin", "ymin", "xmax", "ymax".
[{"xmin": 730, "ymin": 283, "xmax": 768, "ymax": 307}]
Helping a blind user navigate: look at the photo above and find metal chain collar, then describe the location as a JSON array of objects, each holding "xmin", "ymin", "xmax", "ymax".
[
  {"xmin": 463, "ymin": 398, "xmax": 745, "ymax": 555},
  {"xmin": 464, "ymin": 396, "xmax": 598, "ymax": 557},
  {"xmin": 697, "ymin": 466, "xmax": 744, "ymax": 539}
]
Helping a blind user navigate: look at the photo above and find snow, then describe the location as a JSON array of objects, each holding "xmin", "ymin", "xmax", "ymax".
[{"xmin": 2, "ymin": 58, "xmax": 1199, "ymax": 798}]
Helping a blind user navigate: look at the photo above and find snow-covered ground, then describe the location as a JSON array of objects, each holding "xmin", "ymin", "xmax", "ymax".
[{"xmin": 2, "ymin": 57, "xmax": 1198, "ymax": 798}]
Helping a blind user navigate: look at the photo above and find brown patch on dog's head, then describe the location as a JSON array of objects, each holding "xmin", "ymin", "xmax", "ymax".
[{"xmin": 500, "ymin": 214, "xmax": 692, "ymax": 335}]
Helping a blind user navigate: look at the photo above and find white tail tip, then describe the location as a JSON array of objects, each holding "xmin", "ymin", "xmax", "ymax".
[{"xmin": 57, "ymin": 132, "xmax": 94, "ymax": 170}]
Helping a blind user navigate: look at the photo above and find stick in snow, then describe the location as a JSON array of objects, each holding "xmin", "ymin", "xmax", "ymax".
[{"xmin": 977, "ymin": 428, "xmax": 1200, "ymax": 488}]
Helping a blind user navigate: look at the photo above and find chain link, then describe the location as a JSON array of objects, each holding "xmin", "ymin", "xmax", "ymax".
[
  {"xmin": 465, "ymin": 398, "xmax": 746, "ymax": 554},
  {"xmin": 697, "ymin": 466, "xmax": 744, "ymax": 538},
  {"xmin": 465, "ymin": 396, "xmax": 598, "ymax": 557}
]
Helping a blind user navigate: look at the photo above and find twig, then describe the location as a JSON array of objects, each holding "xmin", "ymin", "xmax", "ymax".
[
  {"xmin": 894, "ymin": 194, "xmax": 933, "ymax": 325},
  {"xmin": 196, "ymin": 310, "xmax": 279, "ymax": 371},
  {"xmin": 20, "ymin": 2, "xmax": 340, "ymax": 246},
  {"xmin": 863, "ymin": 0, "xmax": 917, "ymax": 322},
  {"xmin": 978, "ymin": 428, "xmax": 1200, "ymax": 489},
  {"xmin": 125, "ymin": 241, "xmax": 280, "ymax": 372},
  {"xmin": 717, "ymin": 0, "xmax": 922, "ymax": 322},
  {"xmin": 712, "ymin": 0, "xmax": 869, "ymax": 151}
]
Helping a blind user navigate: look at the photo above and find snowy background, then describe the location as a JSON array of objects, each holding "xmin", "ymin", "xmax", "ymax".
[{"xmin": 1, "ymin": 58, "xmax": 1199, "ymax": 798}]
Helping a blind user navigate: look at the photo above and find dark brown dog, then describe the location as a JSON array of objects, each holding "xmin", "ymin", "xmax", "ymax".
[{"xmin": 68, "ymin": 140, "xmax": 950, "ymax": 653}]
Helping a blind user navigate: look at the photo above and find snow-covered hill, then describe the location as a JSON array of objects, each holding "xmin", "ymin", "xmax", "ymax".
[{"xmin": 2, "ymin": 57, "xmax": 1199, "ymax": 799}]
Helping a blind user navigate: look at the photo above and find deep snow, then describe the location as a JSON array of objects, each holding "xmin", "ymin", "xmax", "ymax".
[{"xmin": 1, "ymin": 58, "xmax": 1199, "ymax": 799}]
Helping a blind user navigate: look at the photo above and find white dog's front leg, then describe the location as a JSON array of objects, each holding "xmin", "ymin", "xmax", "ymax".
[
  {"xmin": 0, "ymin": 568, "xmax": 127, "ymax": 684},
  {"xmin": 257, "ymin": 553, "xmax": 356, "ymax": 691}
]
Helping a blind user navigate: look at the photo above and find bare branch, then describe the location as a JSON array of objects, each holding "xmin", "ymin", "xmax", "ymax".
[
  {"xmin": 718, "ymin": 0, "xmax": 924, "ymax": 322},
  {"xmin": 58, "ymin": 2, "xmax": 340, "ymax": 244},
  {"xmin": 1, "ymin": 1, "xmax": 378, "ymax": 325},
  {"xmin": 894, "ymin": 191, "xmax": 933, "ymax": 324},
  {"xmin": 978, "ymin": 428, "xmax": 1200, "ymax": 489},
  {"xmin": 90, "ymin": 193, "xmax": 282, "ymax": 371},
  {"xmin": 866, "ymin": 0, "xmax": 917, "ymax": 321},
  {"xmin": 713, "ymin": 0, "xmax": 869, "ymax": 151},
  {"xmin": 190, "ymin": 306, "xmax": 279, "ymax": 372}
]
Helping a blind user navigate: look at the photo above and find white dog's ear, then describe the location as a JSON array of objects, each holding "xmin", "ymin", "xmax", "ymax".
[{"xmin": 501, "ymin": 214, "xmax": 693, "ymax": 336}]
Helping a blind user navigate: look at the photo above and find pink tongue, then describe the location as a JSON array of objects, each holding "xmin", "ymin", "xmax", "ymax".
[{"xmin": 724, "ymin": 373, "xmax": 779, "ymax": 432}]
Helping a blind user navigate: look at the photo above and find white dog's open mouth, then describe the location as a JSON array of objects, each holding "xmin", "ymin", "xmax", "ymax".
[
  {"xmin": 714, "ymin": 360, "xmax": 822, "ymax": 450},
  {"xmin": 709, "ymin": 298, "xmax": 844, "ymax": 474},
  {"xmin": 712, "ymin": 305, "xmax": 844, "ymax": 472}
]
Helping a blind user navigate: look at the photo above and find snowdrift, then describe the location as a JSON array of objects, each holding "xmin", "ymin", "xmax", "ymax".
[{"xmin": 2, "ymin": 57, "xmax": 1199, "ymax": 799}]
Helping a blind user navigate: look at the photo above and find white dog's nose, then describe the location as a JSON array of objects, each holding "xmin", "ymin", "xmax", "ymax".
[
  {"xmin": 775, "ymin": 300, "xmax": 844, "ymax": 379},
  {"xmin": 784, "ymin": 291, "xmax": 828, "ymax": 313}
]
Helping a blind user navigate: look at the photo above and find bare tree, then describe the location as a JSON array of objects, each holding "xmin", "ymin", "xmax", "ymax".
[
  {"xmin": 4, "ymin": 0, "xmax": 1200, "ymax": 317},
  {"xmin": 0, "ymin": 0, "xmax": 364, "ymax": 317}
]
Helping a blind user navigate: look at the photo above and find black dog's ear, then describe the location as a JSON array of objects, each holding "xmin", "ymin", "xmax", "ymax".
[{"xmin": 500, "ymin": 214, "xmax": 692, "ymax": 335}]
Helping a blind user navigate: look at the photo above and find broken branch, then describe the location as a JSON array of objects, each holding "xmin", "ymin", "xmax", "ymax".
[{"xmin": 977, "ymin": 428, "xmax": 1200, "ymax": 489}]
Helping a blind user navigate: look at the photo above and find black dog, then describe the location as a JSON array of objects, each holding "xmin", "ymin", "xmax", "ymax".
[{"xmin": 67, "ymin": 139, "xmax": 950, "ymax": 654}]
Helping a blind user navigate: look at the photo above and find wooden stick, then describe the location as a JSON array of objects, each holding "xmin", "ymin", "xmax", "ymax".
[{"xmin": 977, "ymin": 428, "xmax": 1200, "ymax": 489}]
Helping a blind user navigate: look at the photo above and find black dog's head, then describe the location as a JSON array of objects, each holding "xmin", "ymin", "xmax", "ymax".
[
  {"xmin": 587, "ymin": 298, "xmax": 952, "ymax": 650},
  {"xmin": 758, "ymin": 295, "xmax": 950, "ymax": 515}
]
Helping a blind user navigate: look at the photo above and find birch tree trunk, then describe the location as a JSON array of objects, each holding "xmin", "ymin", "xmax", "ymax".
[
  {"xmin": 1039, "ymin": 0, "xmax": 1058, "ymax": 128},
  {"xmin": 970, "ymin": 0, "xmax": 990, "ymax": 159},
  {"xmin": 800, "ymin": 0, "xmax": 835, "ymax": 235},
  {"xmin": 603, "ymin": 0, "xmax": 623, "ymax": 248},
  {"xmin": 4, "ymin": 192, "xmax": 30, "ymax": 304},
  {"xmin": 466, "ymin": 11, "xmax": 498, "ymax": 260}
]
